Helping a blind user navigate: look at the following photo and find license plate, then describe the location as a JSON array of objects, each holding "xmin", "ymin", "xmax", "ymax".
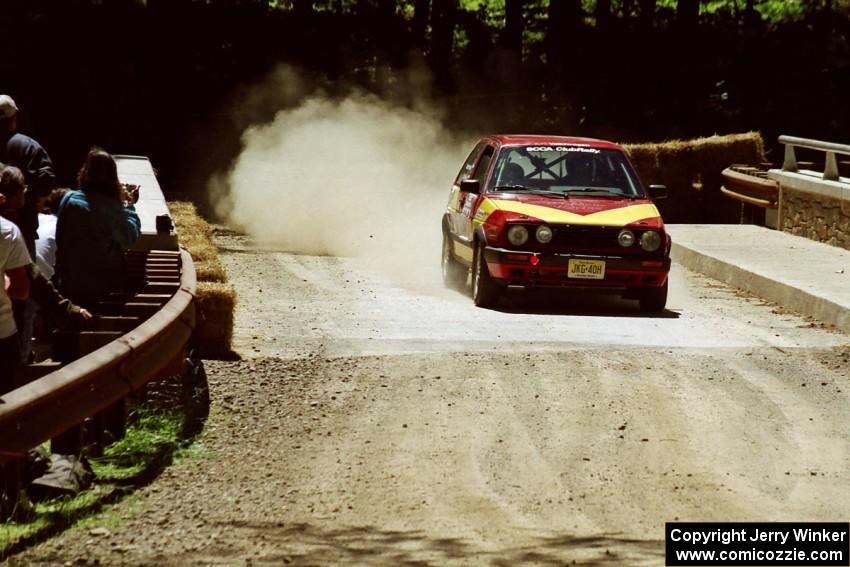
[{"xmin": 568, "ymin": 259, "xmax": 605, "ymax": 279}]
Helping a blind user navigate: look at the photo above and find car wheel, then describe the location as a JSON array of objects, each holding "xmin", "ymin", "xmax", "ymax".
[
  {"xmin": 639, "ymin": 279, "xmax": 668, "ymax": 312},
  {"xmin": 442, "ymin": 231, "xmax": 467, "ymax": 288},
  {"xmin": 472, "ymin": 242, "xmax": 500, "ymax": 307}
]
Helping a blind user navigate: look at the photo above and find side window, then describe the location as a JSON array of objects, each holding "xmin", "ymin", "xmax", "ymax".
[
  {"xmin": 454, "ymin": 142, "xmax": 486, "ymax": 184},
  {"xmin": 472, "ymin": 146, "xmax": 495, "ymax": 184}
]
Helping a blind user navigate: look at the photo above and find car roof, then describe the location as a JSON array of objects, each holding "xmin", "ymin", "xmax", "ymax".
[{"xmin": 486, "ymin": 134, "xmax": 624, "ymax": 151}]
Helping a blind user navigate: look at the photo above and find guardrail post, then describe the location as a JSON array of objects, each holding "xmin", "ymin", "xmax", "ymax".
[
  {"xmin": 824, "ymin": 151, "xmax": 840, "ymax": 181},
  {"xmin": 52, "ymin": 426, "xmax": 83, "ymax": 455},
  {"xmin": 101, "ymin": 400, "xmax": 127, "ymax": 442},
  {"xmin": 782, "ymin": 144, "xmax": 798, "ymax": 172},
  {"xmin": 0, "ymin": 459, "xmax": 23, "ymax": 521}
]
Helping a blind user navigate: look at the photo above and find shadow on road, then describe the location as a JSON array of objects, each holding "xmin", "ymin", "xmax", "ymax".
[
  {"xmin": 491, "ymin": 289, "xmax": 680, "ymax": 319},
  {"xmin": 442, "ymin": 277, "xmax": 679, "ymax": 319},
  {"xmin": 194, "ymin": 521, "xmax": 663, "ymax": 566}
]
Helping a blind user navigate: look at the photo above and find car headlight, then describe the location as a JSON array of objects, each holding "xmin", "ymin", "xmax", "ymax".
[
  {"xmin": 507, "ymin": 225, "xmax": 529, "ymax": 246},
  {"xmin": 640, "ymin": 230, "xmax": 662, "ymax": 252},
  {"xmin": 535, "ymin": 225, "xmax": 553, "ymax": 244},
  {"xmin": 618, "ymin": 229, "xmax": 635, "ymax": 247}
]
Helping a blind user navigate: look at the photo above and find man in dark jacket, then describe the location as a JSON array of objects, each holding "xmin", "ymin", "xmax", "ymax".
[
  {"xmin": 0, "ymin": 94, "xmax": 55, "ymax": 257},
  {"xmin": 0, "ymin": 95, "xmax": 57, "ymax": 362}
]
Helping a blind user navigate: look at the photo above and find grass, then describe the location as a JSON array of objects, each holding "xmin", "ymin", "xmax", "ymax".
[
  {"xmin": 0, "ymin": 370, "xmax": 210, "ymax": 560},
  {"xmin": 88, "ymin": 411, "xmax": 183, "ymax": 481},
  {"xmin": 0, "ymin": 485, "xmax": 130, "ymax": 553}
]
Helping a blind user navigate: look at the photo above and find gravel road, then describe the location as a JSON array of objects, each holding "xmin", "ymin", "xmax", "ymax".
[{"xmin": 8, "ymin": 229, "xmax": 850, "ymax": 566}]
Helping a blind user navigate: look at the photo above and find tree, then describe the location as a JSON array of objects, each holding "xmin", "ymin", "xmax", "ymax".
[
  {"xmin": 412, "ymin": 0, "xmax": 430, "ymax": 48},
  {"xmin": 293, "ymin": 0, "xmax": 313, "ymax": 16},
  {"xmin": 546, "ymin": 0, "xmax": 582, "ymax": 67},
  {"xmin": 378, "ymin": 0, "xmax": 395, "ymax": 23},
  {"xmin": 503, "ymin": 0, "xmax": 524, "ymax": 53},
  {"xmin": 430, "ymin": 0, "xmax": 456, "ymax": 85},
  {"xmin": 595, "ymin": 0, "xmax": 611, "ymax": 29},
  {"xmin": 677, "ymin": 0, "xmax": 699, "ymax": 31},
  {"xmin": 638, "ymin": 0, "xmax": 656, "ymax": 29}
]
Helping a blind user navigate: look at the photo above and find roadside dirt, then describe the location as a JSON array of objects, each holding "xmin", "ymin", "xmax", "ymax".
[{"xmin": 7, "ymin": 230, "xmax": 850, "ymax": 566}]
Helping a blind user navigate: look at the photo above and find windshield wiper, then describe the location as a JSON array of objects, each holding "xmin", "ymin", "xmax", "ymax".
[
  {"xmin": 494, "ymin": 184, "xmax": 537, "ymax": 192},
  {"xmin": 564, "ymin": 187, "xmax": 630, "ymax": 198},
  {"xmin": 493, "ymin": 185, "xmax": 569, "ymax": 198}
]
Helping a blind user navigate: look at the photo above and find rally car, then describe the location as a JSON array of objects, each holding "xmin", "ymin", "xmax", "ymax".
[{"xmin": 441, "ymin": 135, "xmax": 671, "ymax": 310}]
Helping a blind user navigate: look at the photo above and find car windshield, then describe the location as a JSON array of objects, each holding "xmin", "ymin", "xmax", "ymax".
[{"xmin": 490, "ymin": 145, "xmax": 644, "ymax": 198}]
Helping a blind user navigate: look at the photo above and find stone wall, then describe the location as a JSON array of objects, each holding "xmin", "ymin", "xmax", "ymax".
[{"xmin": 781, "ymin": 186, "xmax": 850, "ymax": 250}]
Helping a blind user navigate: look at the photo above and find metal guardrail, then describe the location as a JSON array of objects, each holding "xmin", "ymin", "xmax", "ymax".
[
  {"xmin": 0, "ymin": 249, "xmax": 196, "ymax": 464},
  {"xmin": 720, "ymin": 186, "xmax": 774, "ymax": 208},
  {"xmin": 779, "ymin": 135, "xmax": 850, "ymax": 181},
  {"xmin": 720, "ymin": 166, "xmax": 779, "ymax": 210}
]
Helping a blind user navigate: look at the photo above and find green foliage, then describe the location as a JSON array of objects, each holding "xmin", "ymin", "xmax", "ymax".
[
  {"xmin": 656, "ymin": 0, "xmax": 810, "ymax": 22},
  {"xmin": 458, "ymin": 0, "xmax": 817, "ymax": 28},
  {"xmin": 0, "ymin": 373, "xmax": 208, "ymax": 559},
  {"xmin": 752, "ymin": 0, "xmax": 808, "ymax": 22},
  {"xmin": 460, "ymin": 0, "xmax": 506, "ymax": 28}
]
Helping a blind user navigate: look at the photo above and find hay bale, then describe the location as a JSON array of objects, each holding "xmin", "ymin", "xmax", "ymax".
[
  {"xmin": 193, "ymin": 282, "xmax": 236, "ymax": 358},
  {"xmin": 194, "ymin": 258, "xmax": 228, "ymax": 283},
  {"xmin": 170, "ymin": 201, "xmax": 215, "ymax": 247},
  {"xmin": 168, "ymin": 200, "xmax": 236, "ymax": 358},
  {"xmin": 178, "ymin": 237, "xmax": 219, "ymax": 264},
  {"xmin": 624, "ymin": 132, "xmax": 766, "ymax": 223},
  {"xmin": 168, "ymin": 200, "xmax": 226, "ymax": 274},
  {"xmin": 169, "ymin": 201, "xmax": 212, "ymax": 233}
]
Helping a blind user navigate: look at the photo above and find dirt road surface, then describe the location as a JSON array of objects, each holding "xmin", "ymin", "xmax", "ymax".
[{"xmin": 10, "ymin": 229, "xmax": 850, "ymax": 566}]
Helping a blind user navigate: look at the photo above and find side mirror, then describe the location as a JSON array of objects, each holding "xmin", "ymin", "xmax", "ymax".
[
  {"xmin": 460, "ymin": 179, "xmax": 481, "ymax": 194},
  {"xmin": 648, "ymin": 184, "xmax": 668, "ymax": 201}
]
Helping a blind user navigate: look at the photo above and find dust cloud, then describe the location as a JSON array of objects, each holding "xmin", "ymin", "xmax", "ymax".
[{"xmin": 214, "ymin": 79, "xmax": 471, "ymax": 288}]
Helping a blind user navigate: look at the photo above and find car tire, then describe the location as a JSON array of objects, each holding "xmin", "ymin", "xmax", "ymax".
[
  {"xmin": 442, "ymin": 231, "xmax": 467, "ymax": 289},
  {"xmin": 472, "ymin": 242, "xmax": 500, "ymax": 307},
  {"xmin": 639, "ymin": 279, "xmax": 668, "ymax": 312}
]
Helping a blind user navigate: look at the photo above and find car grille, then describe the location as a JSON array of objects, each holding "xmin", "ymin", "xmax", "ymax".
[{"xmin": 551, "ymin": 226, "xmax": 621, "ymax": 249}]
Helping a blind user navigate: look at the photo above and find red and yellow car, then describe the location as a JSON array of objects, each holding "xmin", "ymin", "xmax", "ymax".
[{"xmin": 441, "ymin": 135, "xmax": 671, "ymax": 310}]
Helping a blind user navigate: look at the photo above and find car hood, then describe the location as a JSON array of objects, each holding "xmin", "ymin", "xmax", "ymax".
[{"xmin": 478, "ymin": 194, "xmax": 663, "ymax": 228}]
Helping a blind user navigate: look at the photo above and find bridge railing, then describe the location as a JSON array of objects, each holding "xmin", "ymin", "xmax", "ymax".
[{"xmin": 779, "ymin": 135, "xmax": 850, "ymax": 181}]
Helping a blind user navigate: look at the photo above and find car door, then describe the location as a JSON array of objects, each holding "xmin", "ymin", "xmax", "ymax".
[
  {"xmin": 447, "ymin": 142, "xmax": 485, "ymax": 236},
  {"xmin": 447, "ymin": 141, "xmax": 496, "ymax": 263}
]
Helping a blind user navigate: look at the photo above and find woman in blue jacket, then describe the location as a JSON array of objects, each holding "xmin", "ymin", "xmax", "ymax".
[{"xmin": 54, "ymin": 148, "xmax": 141, "ymax": 307}]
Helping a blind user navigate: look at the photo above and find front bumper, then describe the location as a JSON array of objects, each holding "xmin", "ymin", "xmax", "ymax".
[{"xmin": 483, "ymin": 246, "xmax": 670, "ymax": 288}]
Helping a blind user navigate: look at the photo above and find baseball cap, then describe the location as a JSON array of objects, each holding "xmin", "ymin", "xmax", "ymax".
[{"xmin": 0, "ymin": 95, "xmax": 19, "ymax": 119}]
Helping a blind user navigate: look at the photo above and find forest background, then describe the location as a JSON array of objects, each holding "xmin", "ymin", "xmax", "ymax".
[{"xmin": 1, "ymin": 0, "xmax": 847, "ymax": 208}]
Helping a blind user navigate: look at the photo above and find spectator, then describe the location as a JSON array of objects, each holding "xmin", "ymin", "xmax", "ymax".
[
  {"xmin": 30, "ymin": 188, "xmax": 65, "ymax": 359},
  {"xmin": 0, "ymin": 167, "xmax": 93, "ymax": 364},
  {"xmin": 0, "ymin": 95, "xmax": 55, "ymax": 257},
  {"xmin": 35, "ymin": 188, "xmax": 68, "ymax": 280},
  {"xmin": 0, "ymin": 95, "xmax": 54, "ymax": 362},
  {"xmin": 0, "ymin": 168, "xmax": 31, "ymax": 390},
  {"xmin": 54, "ymin": 148, "xmax": 141, "ymax": 307}
]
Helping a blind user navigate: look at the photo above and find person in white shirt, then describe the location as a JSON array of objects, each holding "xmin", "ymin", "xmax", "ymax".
[
  {"xmin": 35, "ymin": 212, "xmax": 57, "ymax": 279},
  {"xmin": 34, "ymin": 188, "xmax": 67, "ymax": 280},
  {"xmin": 0, "ymin": 167, "xmax": 32, "ymax": 392}
]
